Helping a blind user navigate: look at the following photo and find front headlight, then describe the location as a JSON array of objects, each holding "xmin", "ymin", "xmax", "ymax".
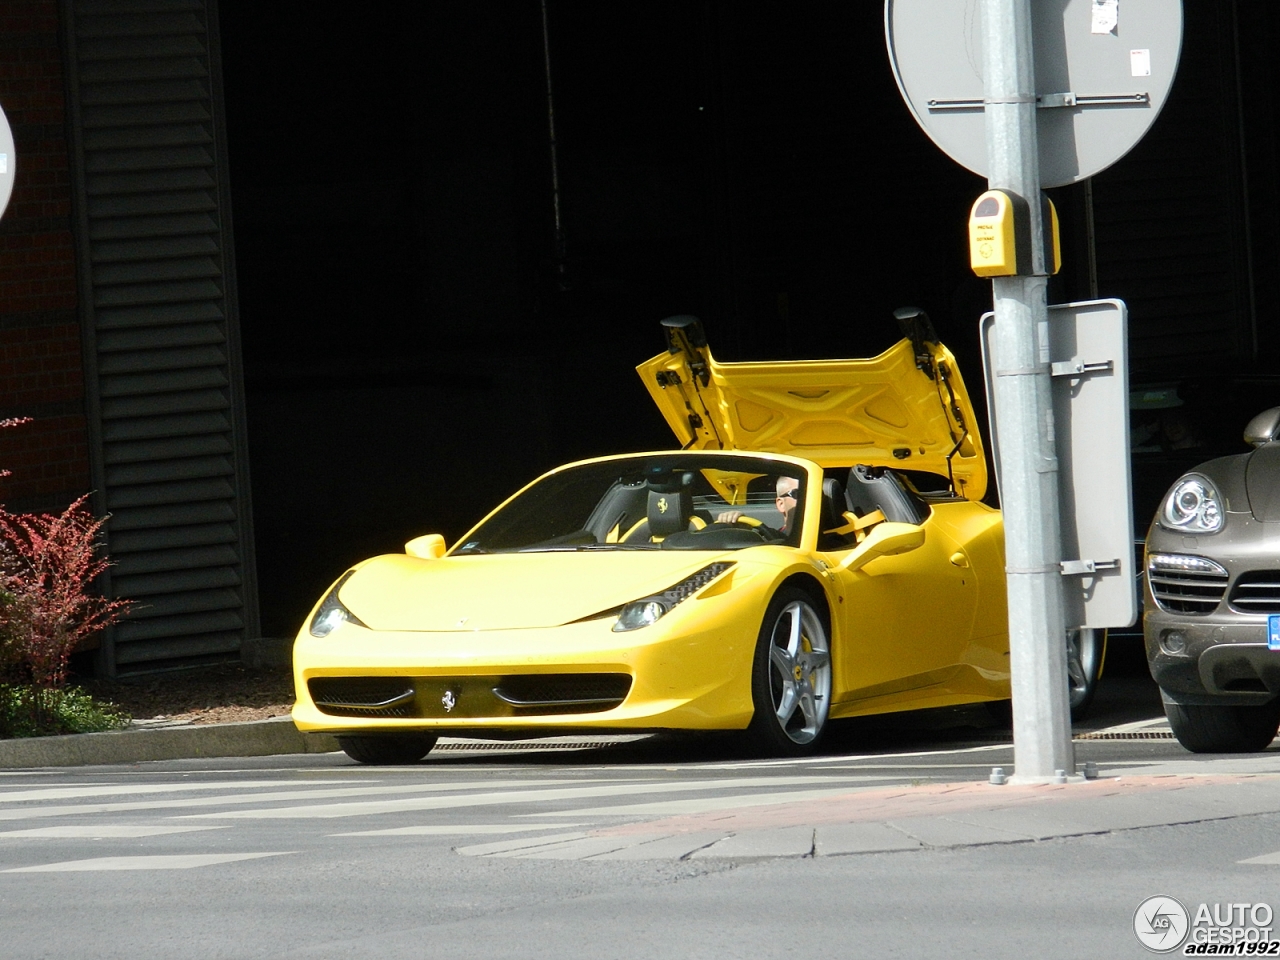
[
  {"xmin": 612, "ymin": 562, "xmax": 734, "ymax": 633},
  {"xmin": 1160, "ymin": 475, "xmax": 1224, "ymax": 534},
  {"xmin": 309, "ymin": 571, "xmax": 369, "ymax": 637}
]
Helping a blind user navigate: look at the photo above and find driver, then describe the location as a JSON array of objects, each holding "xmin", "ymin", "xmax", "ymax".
[{"xmin": 715, "ymin": 476, "xmax": 799, "ymax": 538}]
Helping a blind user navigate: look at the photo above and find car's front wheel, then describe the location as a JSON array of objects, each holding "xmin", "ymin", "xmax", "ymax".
[
  {"xmin": 1165, "ymin": 699, "xmax": 1280, "ymax": 753},
  {"xmin": 747, "ymin": 587, "xmax": 832, "ymax": 756},
  {"xmin": 337, "ymin": 733, "xmax": 438, "ymax": 765}
]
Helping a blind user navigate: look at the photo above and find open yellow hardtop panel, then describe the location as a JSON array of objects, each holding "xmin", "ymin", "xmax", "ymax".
[{"xmin": 636, "ymin": 319, "xmax": 987, "ymax": 501}]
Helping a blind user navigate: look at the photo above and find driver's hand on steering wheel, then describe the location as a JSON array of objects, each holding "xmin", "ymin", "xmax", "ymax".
[{"xmin": 715, "ymin": 510, "xmax": 743, "ymax": 524}]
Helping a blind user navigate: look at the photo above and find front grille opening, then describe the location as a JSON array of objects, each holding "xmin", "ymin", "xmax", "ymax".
[
  {"xmin": 493, "ymin": 673, "xmax": 632, "ymax": 715},
  {"xmin": 1229, "ymin": 571, "xmax": 1280, "ymax": 614},
  {"xmin": 1149, "ymin": 563, "xmax": 1228, "ymax": 615},
  {"xmin": 309, "ymin": 677, "xmax": 417, "ymax": 717}
]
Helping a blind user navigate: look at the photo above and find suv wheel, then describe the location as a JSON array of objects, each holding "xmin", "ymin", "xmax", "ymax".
[{"xmin": 1165, "ymin": 699, "xmax": 1280, "ymax": 753}]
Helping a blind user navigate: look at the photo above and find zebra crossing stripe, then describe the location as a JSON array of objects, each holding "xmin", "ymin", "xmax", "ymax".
[
  {"xmin": 0, "ymin": 825, "xmax": 229, "ymax": 838},
  {"xmin": 0, "ymin": 778, "xmax": 604, "ymax": 822},
  {"xmin": 331, "ymin": 824, "xmax": 586, "ymax": 836},
  {"xmin": 3, "ymin": 852, "xmax": 291, "ymax": 872},
  {"xmin": 175, "ymin": 775, "xmax": 847, "ymax": 820},
  {"xmin": 0, "ymin": 780, "xmax": 341, "ymax": 804}
]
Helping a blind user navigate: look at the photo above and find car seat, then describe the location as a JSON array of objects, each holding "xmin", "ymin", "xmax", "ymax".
[
  {"xmin": 845, "ymin": 464, "xmax": 929, "ymax": 525},
  {"xmin": 646, "ymin": 471, "xmax": 695, "ymax": 538},
  {"xmin": 818, "ymin": 476, "xmax": 856, "ymax": 551},
  {"xmin": 584, "ymin": 480, "xmax": 649, "ymax": 543}
]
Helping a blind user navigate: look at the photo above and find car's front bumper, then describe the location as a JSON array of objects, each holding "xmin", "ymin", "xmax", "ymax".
[
  {"xmin": 1144, "ymin": 527, "xmax": 1280, "ymax": 706},
  {"xmin": 1145, "ymin": 608, "xmax": 1280, "ymax": 706},
  {"xmin": 291, "ymin": 611, "xmax": 758, "ymax": 735}
]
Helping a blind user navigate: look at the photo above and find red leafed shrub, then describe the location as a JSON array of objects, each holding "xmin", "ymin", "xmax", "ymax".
[{"xmin": 0, "ymin": 494, "xmax": 131, "ymax": 691}]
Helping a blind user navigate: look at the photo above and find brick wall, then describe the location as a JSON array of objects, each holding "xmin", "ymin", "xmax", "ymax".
[{"xmin": 0, "ymin": 1, "xmax": 89, "ymax": 513}]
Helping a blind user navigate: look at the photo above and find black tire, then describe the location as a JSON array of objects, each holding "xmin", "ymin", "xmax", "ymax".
[
  {"xmin": 1165, "ymin": 699, "xmax": 1280, "ymax": 753},
  {"xmin": 1067, "ymin": 627, "xmax": 1106, "ymax": 720},
  {"xmin": 337, "ymin": 733, "xmax": 438, "ymax": 765},
  {"xmin": 746, "ymin": 587, "xmax": 832, "ymax": 756}
]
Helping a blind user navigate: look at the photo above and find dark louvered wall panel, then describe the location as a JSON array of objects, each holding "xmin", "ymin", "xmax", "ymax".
[{"xmin": 64, "ymin": 0, "xmax": 258, "ymax": 674}]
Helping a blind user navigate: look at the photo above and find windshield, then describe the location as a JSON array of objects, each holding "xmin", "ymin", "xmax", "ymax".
[{"xmin": 453, "ymin": 454, "xmax": 807, "ymax": 554}]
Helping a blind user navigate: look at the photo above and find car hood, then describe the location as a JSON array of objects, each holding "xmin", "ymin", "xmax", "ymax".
[
  {"xmin": 636, "ymin": 336, "xmax": 986, "ymax": 500},
  {"xmin": 1246, "ymin": 442, "xmax": 1280, "ymax": 521},
  {"xmin": 338, "ymin": 550, "xmax": 741, "ymax": 632}
]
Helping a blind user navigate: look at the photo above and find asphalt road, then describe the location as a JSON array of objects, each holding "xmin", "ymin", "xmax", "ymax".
[{"xmin": 0, "ymin": 652, "xmax": 1275, "ymax": 960}]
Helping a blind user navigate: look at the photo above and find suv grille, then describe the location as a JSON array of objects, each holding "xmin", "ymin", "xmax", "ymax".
[
  {"xmin": 1148, "ymin": 554, "xmax": 1228, "ymax": 614},
  {"xmin": 1229, "ymin": 571, "xmax": 1280, "ymax": 614}
]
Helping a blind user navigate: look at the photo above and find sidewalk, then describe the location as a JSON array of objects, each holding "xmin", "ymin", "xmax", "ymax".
[
  {"xmin": 0, "ymin": 716, "xmax": 339, "ymax": 768},
  {"xmin": 458, "ymin": 754, "xmax": 1280, "ymax": 860}
]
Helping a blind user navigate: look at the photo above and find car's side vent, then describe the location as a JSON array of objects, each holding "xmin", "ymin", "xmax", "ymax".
[
  {"xmin": 1148, "ymin": 554, "xmax": 1229, "ymax": 615},
  {"xmin": 1229, "ymin": 571, "xmax": 1280, "ymax": 614},
  {"xmin": 492, "ymin": 673, "xmax": 632, "ymax": 715},
  {"xmin": 309, "ymin": 677, "xmax": 416, "ymax": 717}
]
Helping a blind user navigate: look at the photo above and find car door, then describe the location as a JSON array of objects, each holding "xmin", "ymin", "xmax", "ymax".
[{"xmin": 821, "ymin": 508, "xmax": 980, "ymax": 705}]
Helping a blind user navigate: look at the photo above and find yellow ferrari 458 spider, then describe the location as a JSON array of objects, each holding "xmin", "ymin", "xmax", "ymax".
[{"xmin": 292, "ymin": 313, "xmax": 1018, "ymax": 763}]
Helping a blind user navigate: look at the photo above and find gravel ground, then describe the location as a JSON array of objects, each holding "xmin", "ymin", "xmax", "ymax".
[{"xmin": 79, "ymin": 663, "xmax": 295, "ymax": 725}]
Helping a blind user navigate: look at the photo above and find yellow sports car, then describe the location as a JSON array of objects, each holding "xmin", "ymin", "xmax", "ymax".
[{"xmin": 292, "ymin": 314, "xmax": 1013, "ymax": 762}]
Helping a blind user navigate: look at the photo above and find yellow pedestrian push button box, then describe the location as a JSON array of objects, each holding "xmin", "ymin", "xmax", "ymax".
[
  {"xmin": 969, "ymin": 190, "xmax": 1019, "ymax": 277},
  {"xmin": 968, "ymin": 189, "xmax": 1061, "ymax": 278}
]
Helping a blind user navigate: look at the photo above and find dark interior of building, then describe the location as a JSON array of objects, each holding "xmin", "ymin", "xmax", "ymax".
[{"xmin": 216, "ymin": 1, "xmax": 1280, "ymax": 638}]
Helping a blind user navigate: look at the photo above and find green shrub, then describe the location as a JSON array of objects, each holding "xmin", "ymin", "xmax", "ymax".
[{"xmin": 0, "ymin": 684, "xmax": 131, "ymax": 738}]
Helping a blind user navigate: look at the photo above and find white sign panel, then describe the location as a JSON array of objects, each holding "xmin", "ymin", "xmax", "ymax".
[{"xmin": 981, "ymin": 300, "xmax": 1137, "ymax": 629}]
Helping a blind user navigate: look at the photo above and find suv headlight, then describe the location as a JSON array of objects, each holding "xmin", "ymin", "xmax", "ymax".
[
  {"xmin": 612, "ymin": 562, "xmax": 734, "ymax": 633},
  {"xmin": 1160, "ymin": 475, "xmax": 1224, "ymax": 534},
  {"xmin": 309, "ymin": 571, "xmax": 369, "ymax": 637}
]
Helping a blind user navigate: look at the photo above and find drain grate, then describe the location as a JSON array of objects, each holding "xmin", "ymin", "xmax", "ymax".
[
  {"xmin": 433, "ymin": 740, "xmax": 627, "ymax": 752},
  {"xmin": 1075, "ymin": 731, "xmax": 1176, "ymax": 740}
]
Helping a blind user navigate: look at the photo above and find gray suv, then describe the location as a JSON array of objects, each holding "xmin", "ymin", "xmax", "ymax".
[{"xmin": 1145, "ymin": 406, "xmax": 1280, "ymax": 752}]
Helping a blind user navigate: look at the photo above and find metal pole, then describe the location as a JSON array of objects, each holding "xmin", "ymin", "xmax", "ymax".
[{"xmin": 980, "ymin": 0, "xmax": 1076, "ymax": 780}]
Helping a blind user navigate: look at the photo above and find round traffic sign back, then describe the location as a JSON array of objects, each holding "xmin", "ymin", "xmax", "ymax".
[
  {"xmin": 885, "ymin": 0, "xmax": 1183, "ymax": 187},
  {"xmin": 0, "ymin": 103, "xmax": 12, "ymax": 220}
]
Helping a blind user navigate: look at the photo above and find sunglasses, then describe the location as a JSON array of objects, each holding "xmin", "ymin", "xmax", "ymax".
[{"xmin": 775, "ymin": 489, "xmax": 798, "ymax": 501}]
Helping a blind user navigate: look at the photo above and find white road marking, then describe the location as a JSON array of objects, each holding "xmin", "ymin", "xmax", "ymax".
[
  {"xmin": 3, "ymin": 852, "xmax": 291, "ymax": 873},
  {"xmin": 0, "ymin": 780, "xmax": 351, "ymax": 804},
  {"xmin": 526, "ymin": 785, "xmax": 875, "ymax": 818},
  {"xmin": 0, "ymin": 778, "xmax": 613, "ymax": 823},
  {"xmin": 331, "ymin": 824, "xmax": 587, "ymax": 837},
  {"xmin": 0, "ymin": 825, "xmax": 229, "ymax": 839},
  {"xmin": 691, "ymin": 742, "xmax": 1016, "ymax": 770},
  {"xmin": 176, "ymin": 775, "xmax": 852, "ymax": 820},
  {"xmin": 1238, "ymin": 851, "xmax": 1280, "ymax": 865}
]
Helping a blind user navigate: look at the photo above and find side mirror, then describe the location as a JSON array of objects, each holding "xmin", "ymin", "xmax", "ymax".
[
  {"xmin": 838, "ymin": 521, "xmax": 926, "ymax": 573},
  {"xmin": 405, "ymin": 534, "xmax": 447, "ymax": 559},
  {"xmin": 1244, "ymin": 407, "xmax": 1280, "ymax": 448}
]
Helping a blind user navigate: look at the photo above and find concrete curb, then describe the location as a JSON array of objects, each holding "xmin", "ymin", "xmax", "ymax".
[{"xmin": 0, "ymin": 717, "xmax": 339, "ymax": 769}]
